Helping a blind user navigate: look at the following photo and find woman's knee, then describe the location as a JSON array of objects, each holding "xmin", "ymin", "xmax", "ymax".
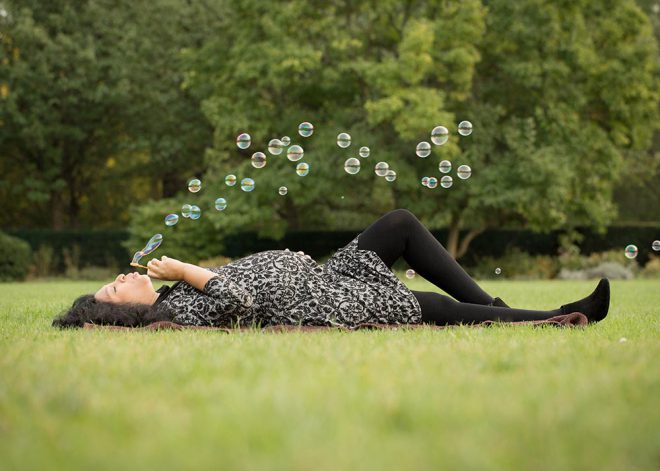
[{"xmin": 383, "ymin": 208, "xmax": 418, "ymax": 230}]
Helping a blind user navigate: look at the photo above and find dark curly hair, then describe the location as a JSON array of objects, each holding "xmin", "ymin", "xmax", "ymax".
[{"xmin": 52, "ymin": 294, "xmax": 176, "ymax": 328}]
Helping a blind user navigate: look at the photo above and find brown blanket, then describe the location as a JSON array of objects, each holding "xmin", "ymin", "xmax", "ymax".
[{"xmin": 82, "ymin": 312, "xmax": 588, "ymax": 332}]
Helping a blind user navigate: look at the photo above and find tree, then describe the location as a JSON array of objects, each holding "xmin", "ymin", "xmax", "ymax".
[
  {"xmin": 0, "ymin": 0, "xmax": 215, "ymax": 229},
  {"xmin": 163, "ymin": 0, "xmax": 657, "ymax": 258}
]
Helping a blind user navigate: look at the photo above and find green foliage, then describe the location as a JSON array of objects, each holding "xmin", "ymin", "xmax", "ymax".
[
  {"xmin": 469, "ymin": 247, "xmax": 559, "ymax": 280},
  {"xmin": 172, "ymin": 0, "xmax": 658, "ymax": 256},
  {"xmin": 0, "ymin": 231, "xmax": 32, "ymax": 280}
]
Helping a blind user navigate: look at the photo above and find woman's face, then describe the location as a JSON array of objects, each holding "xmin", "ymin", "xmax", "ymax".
[{"xmin": 94, "ymin": 272, "xmax": 157, "ymax": 305}]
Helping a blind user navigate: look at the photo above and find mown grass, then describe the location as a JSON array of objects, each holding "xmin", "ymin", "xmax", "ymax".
[{"xmin": 0, "ymin": 278, "xmax": 658, "ymax": 470}]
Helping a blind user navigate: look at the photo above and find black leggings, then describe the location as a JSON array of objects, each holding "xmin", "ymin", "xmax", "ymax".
[{"xmin": 357, "ymin": 209, "xmax": 561, "ymax": 325}]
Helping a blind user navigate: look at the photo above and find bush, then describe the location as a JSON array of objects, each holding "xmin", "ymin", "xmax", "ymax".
[
  {"xmin": 0, "ymin": 232, "xmax": 33, "ymax": 281},
  {"xmin": 30, "ymin": 244, "xmax": 58, "ymax": 278},
  {"xmin": 640, "ymin": 255, "xmax": 660, "ymax": 279},
  {"xmin": 556, "ymin": 248, "xmax": 639, "ymax": 280},
  {"xmin": 468, "ymin": 248, "xmax": 559, "ymax": 280}
]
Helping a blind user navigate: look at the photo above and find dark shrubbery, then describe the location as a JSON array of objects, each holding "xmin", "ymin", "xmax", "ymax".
[{"xmin": 0, "ymin": 232, "xmax": 33, "ymax": 281}]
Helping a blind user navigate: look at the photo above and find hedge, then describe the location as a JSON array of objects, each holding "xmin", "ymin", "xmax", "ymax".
[{"xmin": 7, "ymin": 224, "xmax": 659, "ymax": 275}]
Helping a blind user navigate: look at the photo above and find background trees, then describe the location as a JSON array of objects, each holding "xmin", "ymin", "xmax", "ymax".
[{"xmin": 1, "ymin": 0, "xmax": 657, "ymax": 260}]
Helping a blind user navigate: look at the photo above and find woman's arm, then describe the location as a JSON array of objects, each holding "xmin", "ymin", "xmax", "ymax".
[{"xmin": 147, "ymin": 256, "xmax": 253, "ymax": 309}]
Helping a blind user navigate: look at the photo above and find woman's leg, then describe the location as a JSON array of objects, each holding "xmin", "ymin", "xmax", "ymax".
[
  {"xmin": 412, "ymin": 290, "xmax": 561, "ymax": 325},
  {"xmin": 357, "ymin": 209, "xmax": 495, "ymax": 305}
]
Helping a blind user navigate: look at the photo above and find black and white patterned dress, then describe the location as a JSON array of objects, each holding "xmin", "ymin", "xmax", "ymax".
[{"xmin": 154, "ymin": 236, "xmax": 422, "ymax": 329}]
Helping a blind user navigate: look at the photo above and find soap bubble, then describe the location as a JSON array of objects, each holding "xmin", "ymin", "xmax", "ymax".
[
  {"xmin": 181, "ymin": 204, "xmax": 192, "ymax": 218},
  {"xmin": 431, "ymin": 126, "xmax": 449, "ymax": 145},
  {"xmin": 164, "ymin": 214, "xmax": 179, "ymax": 226},
  {"xmin": 440, "ymin": 175, "xmax": 453, "ymax": 188},
  {"xmin": 251, "ymin": 151, "xmax": 267, "ymax": 168},
  {"xmin": 344, "ymin": 157, "xmax": 360, "ymax": 175},
  {"xmin": 281, "ymin": 136, "xmax": 291, "ymax": 146},
  {"xmin": 236, "ymin": 133, "xmax": 251, "ymax": 149},
  {"xmin": 359, "ymin": 146, "xmax": 370, "ymax": 158},
  {"xmin": 457, "ymin": 165, "xmax": 472, "ymax": 179},
  {"xmin": 624, "ymin": 244, "xmax": 638, "ymax": 259},
  {"xmin": 337, "ymin": 133, "xmax": 351, "ymax": 148},
  {"xmin": 287, "ymin": 144, "xmax": 304, "ymax": 162},
  {"xmin": 384, "ymin": 169, "xmax": 397, "ymax": 182},
  {"xmin": 495, "ymin": 267, "xmax": 501, "ymax": 275},
  {"xmin": 188, "ymin": 178, "xmax": 202, "ymax": 193},
  {"xmin": 374, "ymin": 162, "xmax": 389, "ymax": 176},
  {"xmin": 619, "ymin": 337, "xmax": 627, "ymax": 343},
  {"xmin": 267, "ymin": 139, "xmax": 284, "ymax": 155},
  {"xmin": 405, "ymin": 269, "xmax": 415, "ymax": 279},
  {"xmin": 296, "ymin": 162, "xmax": 310, "ymax": 176},
  {"xmin": 458, "ymin": 121, "xmax": 473, "ymax": 136},
  {"xmin": 439, "ymin": 160, "xmax": 452, "ymax": 173},
  {"xmin": 298, "ymin": 122, "xmax": 314, "ymax": 137},
  {"xmin": 190, "ymin": 205, "xmax": 201, "ymax": 220},
  {"xmin": 225, "ymin": 174, "xmax": 237, "ymax": 186},
  {"xmin": 240, "ymin": 178, "xmax": 255, "ymax": 192},
  {"xmin": 215, "ymin": 197, "xmax": 227, "ymax": 211},
  {"xmin": 132, "ymin": 251, "xmax": 144, "ymax": 265},
  {"xmin": 416, "ymin": 141, "xmax": 431, "ymax": 158},
  {"xmin": 278, "ymin": 186, "xmax": 288, "ymax": 196},
  {"xmin": 652, "ymin": 240, "xmax": 660, "ymax": 251},
  {"xmin": 421, "ymin": 176, "xmax": 429, "ymax": 187},
  {"xmin": 427, "ymin": 177, "xmax": 438, "ymax": 189},
  {"xmin": 141, "ymin": 234, "xmax": 163, "ymax": 257}
]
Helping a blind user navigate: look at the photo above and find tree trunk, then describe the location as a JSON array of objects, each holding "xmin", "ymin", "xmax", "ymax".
[
  {"xmin": 456, "ymin": 227, "xmax": 486, "ymax": 259},
  {"xmin": 51, "ymin": 191, "xmax": 66, "ymax": 229}
]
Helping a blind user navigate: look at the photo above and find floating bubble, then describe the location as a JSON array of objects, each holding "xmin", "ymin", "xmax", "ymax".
[
  {"xmin": 215, "ymin": 198, "xmax": 227, "ymax": 211},
  {"xmin": 431, "ymin": 126, "xmax": 449, "ymax": 145},
  {"xmin": 421, "ymin": 176, "xmax": 430, "ymax": 187},
  {"xmin": 457, "ymin": 165, "xmax": 472, "ymax": 179},
  {"xmin": 236, "ymin": 133, "xmax": 251, "ymax": 149},
  {"xmin": 164, "ymin": 214, "xmax": 179, "ymax": 226},
  {"xmin": 344, "ymin": 157, "xmax": 360, "ymax": 175},
  {"xmin": 337, "ymin": 132, "xmax": 351, "ymax": 148},
  {"xmin": 440, "ymin": 175, "xmax": 453, "ymax": 188},
  {"xmin": 281, "ymin": 136, "xmax": 291, "ymax": 146},
  {"xmin": 427, "ymin": 177, "xmax": 438, "ymax": 189},
  {"xmin": 359, "ymin": 146, "xmax": 370, "ymax": 158},
  {"xmin": 652, "ymin": 240, "xmax": 660, "ymax": 251},
  {"xmin": 251, "ymin": 151, "xmax": 267, "ymax": 168},
  {"xmin": 188, "ymin": 178, "xmax": 202, "ymax": 193},
  {"xmin": 624, "ymin": 244, "xmax": 638, "ymax": 259},
  {"xmin": 190, "ymin": 205, "xmax": 201, "ymax": 220},
  {"xmin": 296, "ymin": 162, "xmax": 310, "ymax": 176},
  {"xmin": 439, "ymin": 160, "xmax": 452, "ymax": 173},
  {"xmin": 181, "ymin": 204, "xmax": 192, "ymax": 218},
  {"xmin": 619, "ymin": 337, "xmax": 628, "ymax": 343},
  {"xmin": 458, "ymin": 121, "xmax": 473, "ymax": 136},
  {"xmin": 278, "ymin": 186, "xmax": 288, "ymax": 196},
  {"xmin": 405, "ymin": 269, "xmax": 415, "ymax": 279},
  {"xmin": 495, "ymin": 267, "xmax": 501, "ymax": 275},
  {"xmin": 268, "ymin": 139, "xmax": 283, "ymax": 155},
  {"xmin": 225, "ymin": 174, "xmax": 237, "ymax": 186},
  {"xmin": 240, "ymin": 178, "xmax": 255, "ymax": 192},
  {"xmin": 298, "ymin": 122, "xmax": 314, "ymax": 137},
  {"xmin": 142, "ymin": 233, "xmax": 163, "ymax": 256},
  {"xmin": 385, "ymin": 169, "xmax": 397, "ymax": 182},
  {"xmin": 374, "ymin": 162, "xmax": 389, "ymax": 177},
  {"xmin": 287, "ymin": 144, "xmax": 304, "ymax": 162},
  {"xmin": 416, "ymin": 141, "xmax": 431, "ymax": 158}
]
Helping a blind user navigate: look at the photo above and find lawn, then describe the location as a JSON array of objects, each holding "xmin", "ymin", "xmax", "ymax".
[{"xmin": 0, "ymin": 278, "xmax": 658, "ymax": 470}]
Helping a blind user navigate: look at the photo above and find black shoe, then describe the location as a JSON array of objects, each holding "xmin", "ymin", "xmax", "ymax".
[
  {"xmin": 560, "ymin": 278, "xmax": 610, "ymax": 323},
  {"xmin": 489, "ymin": 297, "xmax": 510, "ymax": 308}
]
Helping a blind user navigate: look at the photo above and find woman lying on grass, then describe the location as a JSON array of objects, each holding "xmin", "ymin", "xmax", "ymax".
[{"xmin": 52, "ymin": 209, "xmax": 610, "ymax": 329}]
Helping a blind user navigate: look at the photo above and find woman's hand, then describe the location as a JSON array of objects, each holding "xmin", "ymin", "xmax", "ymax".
[{"xmin": 147, "ymin": 256, "xmax": 187, "ymax": 281}]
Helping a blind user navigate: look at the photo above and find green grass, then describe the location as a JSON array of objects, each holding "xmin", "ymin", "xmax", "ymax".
[{"xmin": 0, "ymin": 278, "xmax": 659, "ymax": 470}]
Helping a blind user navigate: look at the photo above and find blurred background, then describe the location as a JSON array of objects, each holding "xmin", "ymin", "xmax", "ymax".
[{"xmin": 0, "ymin": 0, "xmax": 658, "ymax": 281}]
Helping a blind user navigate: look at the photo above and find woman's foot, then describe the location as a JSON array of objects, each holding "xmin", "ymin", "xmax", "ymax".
[{"xmin": 560, "ymin": 278, "xmax": 610, "ymax": 323}]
